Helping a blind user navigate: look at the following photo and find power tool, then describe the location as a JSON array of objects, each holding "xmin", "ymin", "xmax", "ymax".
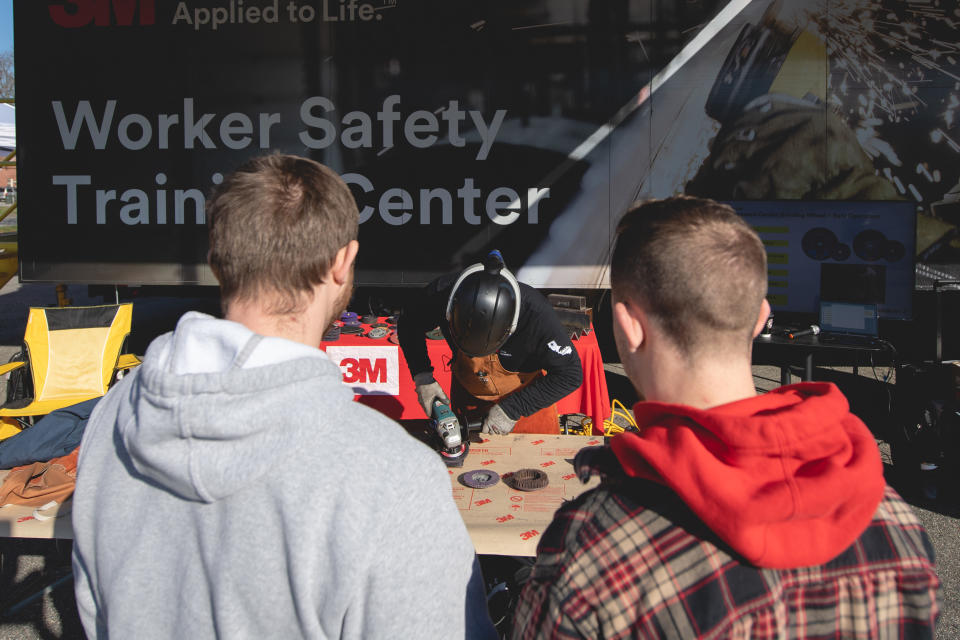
[
  {"xmin": 430, "ymin": 400, "xmax": 490, "ymax": 467},
  {"xmin": 432, "ymin": 400, "xmax": 467, "ymax": 466}
]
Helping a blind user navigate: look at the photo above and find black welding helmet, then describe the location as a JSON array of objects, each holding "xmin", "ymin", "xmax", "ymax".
[{"xmin": 445, "ymin": 251, "xmax": 521, "ymax": 357}]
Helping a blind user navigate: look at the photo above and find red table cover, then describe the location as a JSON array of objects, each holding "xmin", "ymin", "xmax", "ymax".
[{"xmin": 320, "ymin": 321, "xmax": 610, "ymax": 435}]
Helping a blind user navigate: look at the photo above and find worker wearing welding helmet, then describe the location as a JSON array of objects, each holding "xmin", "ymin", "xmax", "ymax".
[
  {"xmin": 398, "ymin": 251, "xmax": 582, "ymax": 435},
  {"xmin": 687, "ymin": 12, "xmax": 898, "ymax": 202}
]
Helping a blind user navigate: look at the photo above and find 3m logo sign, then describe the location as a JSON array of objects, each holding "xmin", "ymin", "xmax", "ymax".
[
  {"xmin": 326, "ymin": 345, "xmax": 399, "ymax": 395},
  {"xmin": 50, "ymin": 0, "xmax": 156, "ymax": 27},
  {"xmin": 341, "ymin": 358, "xmax": 386, "ymax": 384}
]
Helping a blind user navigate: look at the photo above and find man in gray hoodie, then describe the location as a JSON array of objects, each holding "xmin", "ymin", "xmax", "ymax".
[{"xmin": 71, "ymin": 154, "xmax": 497, "ymax": 639}]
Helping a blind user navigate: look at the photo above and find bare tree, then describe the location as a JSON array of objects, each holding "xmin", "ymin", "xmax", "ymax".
[{"xmin": 0, "ymin": 51, "xmax": 13, "ymax": 100}]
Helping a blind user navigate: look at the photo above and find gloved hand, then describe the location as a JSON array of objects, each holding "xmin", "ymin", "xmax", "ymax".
[
  {"xmin": 481, "ymin": 404, "xmax": 517, "ymax": 435},
  {"xmin": 414, "ymin": 372, "xmax": 450, "ymax": 417}
]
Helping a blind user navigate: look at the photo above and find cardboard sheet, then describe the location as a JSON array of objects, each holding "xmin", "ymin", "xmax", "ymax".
[{"xmin": 446, "ymin": 433, "xmax": 604, "ymax": 556}]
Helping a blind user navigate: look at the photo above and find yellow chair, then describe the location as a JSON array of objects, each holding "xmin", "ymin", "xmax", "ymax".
[{"xmin": 0, "ymin": 304, "xmax": 141, "ymax": 426}]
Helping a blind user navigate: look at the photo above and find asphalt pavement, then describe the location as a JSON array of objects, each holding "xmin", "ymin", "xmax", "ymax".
[{"xmin": 0, "ymin": 279, "xmax": 957, "ymax": 638}]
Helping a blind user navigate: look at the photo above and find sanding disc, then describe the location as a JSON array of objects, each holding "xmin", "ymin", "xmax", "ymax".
[
  {"xmin": 340, "ymin": 311, "xmax": 359, "ymax": 323},
  {"xmin": 508, "ymin": 468, "xmax": 549, "ymax": 491},
  {"xmin": 366, "ymin": 327, "xmax": 389, "ymax": 339},
  {"xmin": 801, "ymin": 227, "xmax": 838, "ymax": 261},
  {"xmin": 322, "ymin": 325, "xmax": 341, "ymax": 342},
  {"xmin": 361, "ymin": 314, "xmax": 379, "ymax": 325},
  {"xmin": 853, "ymin": 229, "xmax": 887, "ymax": 261},
  {"xmin": 459, "ymin": 470, "xmax": 500, "ymax": 489},
  {"xmin": 886, "ymin": 240, "xmax": 906, "ymax": 262}
]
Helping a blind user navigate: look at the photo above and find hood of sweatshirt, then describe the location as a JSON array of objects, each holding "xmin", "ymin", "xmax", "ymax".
[
  {"xmin": 610, "ymin": 382, "xmax": 885, "ymax": 569},
  {"xmin": 115, "ymin": 312, "xmax": 351, "ymax": 503}
]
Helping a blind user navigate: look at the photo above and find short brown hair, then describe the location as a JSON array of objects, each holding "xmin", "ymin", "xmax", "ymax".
[
  {"xmin": 610, "ymin": 196, "xmax": 767, "ymax": 356},
  {"xmin": 208, "ymin": 154, "xmax": 358, "ymax": 314}
]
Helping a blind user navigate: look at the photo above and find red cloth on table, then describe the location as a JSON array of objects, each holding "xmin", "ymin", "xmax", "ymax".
[{"xmin": 320, "ymin": 323, "xmax": 611, "ymax": 434}]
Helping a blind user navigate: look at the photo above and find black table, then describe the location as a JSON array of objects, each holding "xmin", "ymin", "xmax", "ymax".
[{"xmin": 753, "ymin": 333, "xmax": 894, "ymax": 385}]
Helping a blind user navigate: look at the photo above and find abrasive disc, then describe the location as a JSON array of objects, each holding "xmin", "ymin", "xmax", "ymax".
[
  {"xmin": 853, "ymin": 229, "xmax": 887, "ymax": 261},
  {"xmin": 508, "ymin": 468, "xmax": 549, "ymax": 491},
  {"xmin": 459, "ymin": 470, "xmax": 500, "ymax": 489},
  {"xmin": 801, "ymin": 227, "xmax": 838, "ymax": 261}
]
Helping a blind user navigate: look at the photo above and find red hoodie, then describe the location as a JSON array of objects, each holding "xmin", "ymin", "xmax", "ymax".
[{"xmin": 610, "ymin": 382, "xmax": 885, "ymax": 569}]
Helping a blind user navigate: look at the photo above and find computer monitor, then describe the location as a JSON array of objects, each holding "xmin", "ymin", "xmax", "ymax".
[{"xmin": 727, "ymin": 200, "xmax": 916, "ymax": 320}]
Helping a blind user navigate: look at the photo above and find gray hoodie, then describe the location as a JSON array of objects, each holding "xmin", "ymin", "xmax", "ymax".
[{"xmin": 72, "ymin": 312, "xmax": 495, "ymax": 639}]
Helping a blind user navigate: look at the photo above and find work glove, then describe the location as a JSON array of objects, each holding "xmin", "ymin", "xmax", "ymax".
[
  {"xmin": 481, "ymin": 404, "xmax": 517, "ymax": 436},
  {"xmin": 414, "ymin": 372, "xmax": 449, "ymax": 418}
]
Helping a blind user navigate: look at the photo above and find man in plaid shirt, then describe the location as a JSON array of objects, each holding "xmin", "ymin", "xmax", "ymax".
[{"xmin": 512, "ymin": 197, "xmax": 940, "ymax": 639}]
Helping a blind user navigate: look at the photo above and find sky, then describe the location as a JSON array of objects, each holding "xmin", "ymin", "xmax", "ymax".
[{"xmin": 0, "ymin": 0, "xmax": 11, "ymax": 54}]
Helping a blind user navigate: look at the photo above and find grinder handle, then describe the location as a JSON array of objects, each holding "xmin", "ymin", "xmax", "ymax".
[{"xmin": 457, "ymin": 410, "xmax": 484, "ymax": 433}]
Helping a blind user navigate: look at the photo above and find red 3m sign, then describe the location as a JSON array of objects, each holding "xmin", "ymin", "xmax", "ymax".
[
  {"xmin": 341, "ymin": 357, "xmax": 387, "ymax": 384},
  {"xmin": 325, "ymin": 345, "xmax": 400, "ymax": 395},
  {"xmin": 50, "ymin": 0, "xmax": 156, "ymax": 27}
]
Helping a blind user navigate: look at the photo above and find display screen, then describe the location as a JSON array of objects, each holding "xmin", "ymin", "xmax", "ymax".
[
  {"xmin": 819, "ymin": 301, "xmax": 879, "ymax": 336},
  {"xmin": 728, "ymin": 200, "xmax": 916, "ymax": 320}
]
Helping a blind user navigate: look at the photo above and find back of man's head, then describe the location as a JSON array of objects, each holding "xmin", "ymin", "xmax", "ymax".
[
  {"xmin": 207, "ymin": 154, "xmax": 358, "ymax": 314},
  {"xmin": 611, "ymin": 196, "xmax": 767, "ymax": 358}
]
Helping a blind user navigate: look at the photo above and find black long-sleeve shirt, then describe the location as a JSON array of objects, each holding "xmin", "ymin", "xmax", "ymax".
[{"xmin": 398, "ymin": 274, "xmax": 583, "ymax": 420}]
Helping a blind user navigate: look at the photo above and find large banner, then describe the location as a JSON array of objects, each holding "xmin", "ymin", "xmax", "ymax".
[{"xmin": 16, "ymin": 0, "xmax": 960, "ymax": 314}]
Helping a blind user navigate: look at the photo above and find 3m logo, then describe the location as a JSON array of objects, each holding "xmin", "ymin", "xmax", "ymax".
[
  {"xmin": 50, "ymin": 0, "xmax": 156, "ymax": 27},
  {"xmin": 340, "ymin": 358, "xmax": 387, "ymax": 384},
  {"xmin": 326, "ymin": 345, "xmax": 399, "ymax": 395}
]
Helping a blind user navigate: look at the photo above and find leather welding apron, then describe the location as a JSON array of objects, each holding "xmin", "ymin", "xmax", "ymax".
[{"xmin": 450, "ymin": 351, "xmax": 560, "ymax": 435}]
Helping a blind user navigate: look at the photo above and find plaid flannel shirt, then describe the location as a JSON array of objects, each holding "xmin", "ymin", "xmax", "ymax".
[{"xmin": 511, "ymin": 448, "xmax": 940, "ymax": 640}]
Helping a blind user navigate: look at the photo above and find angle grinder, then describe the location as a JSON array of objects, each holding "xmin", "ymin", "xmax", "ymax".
[
  {"xmin": 432, "ymin": 400, "xmax": 467, "ymax": 466},
  {"xmin": 431, "ymin": 400, "xmax": 482, "ymax": 467}
]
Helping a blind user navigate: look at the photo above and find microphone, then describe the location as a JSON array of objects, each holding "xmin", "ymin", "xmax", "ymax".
[{"xmin": 788, "ymin": 325, "xmax": 820, "ymax": 339}]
